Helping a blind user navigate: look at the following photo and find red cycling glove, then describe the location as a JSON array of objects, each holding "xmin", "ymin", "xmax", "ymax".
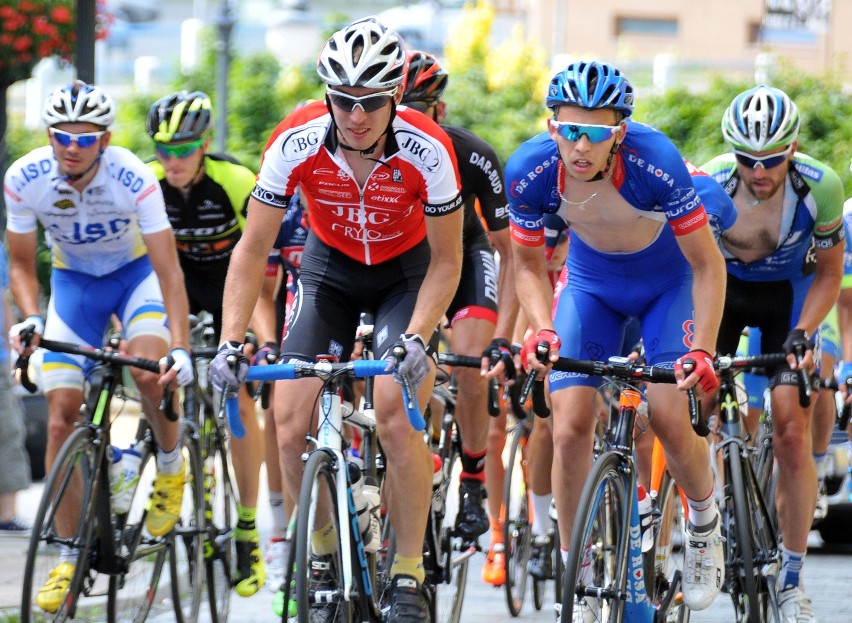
[
  {"xmin": 675, "ymin": 348, "xmax": 718, "ymax": 394},
  {"xmin": 521, "ymin": 329, "xmax": 561, "ymax": 372}
]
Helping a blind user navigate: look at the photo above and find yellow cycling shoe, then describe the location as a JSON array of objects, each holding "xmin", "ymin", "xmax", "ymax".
[
  {"xmin": 36, "ymin": 561, "xmax": 75, "ymax": 613},
  {"xmin": 235, "ymin": 537, "xmax": 266, "ymax": 597},
  {"xmin": 482, "ymin": 542, "xmax": 506, "ymax": 587},
  {"xmin": 146, "ymin": 460, "xmax": 186, "ymax": 537}
]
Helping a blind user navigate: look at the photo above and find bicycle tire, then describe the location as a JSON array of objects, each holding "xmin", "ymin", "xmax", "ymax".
[
  {"xmin": 295, "ymin": 450, "xmax": 355, "ymax": 623},
  {"xmin": 503, "ymin": 423, "xmax": 532, "ymax": 617},
  {"xmin": 21, "ymin": 426, "xmax": 101, "ymax": 623},
  {"xmin": 725, "ymin": 447, "xmax": 761, "ymax": 623},
  {"xmin": 741, "ymin": 453, "xmax": 780, "ymax": 622},
  {"xmin": 203, "ymin": 424, "xmax": 237, "ymax": 623},
  {"xmin": 433, "ymin": 417, "xmax": 469, "ymax": 623},
  {"xmin": 649, "ymin": 471, "xmax": 690, "ymax": 623},
  {"xmin": 106, "ymin": 437, "xmax": 170, "ymax": 623},
  {"xmin": 561, "ymin": 451, "xmax": 629, "ymax": 623}
]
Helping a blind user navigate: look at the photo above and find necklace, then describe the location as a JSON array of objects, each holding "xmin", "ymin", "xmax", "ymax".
[{"xmin": 560, "ymin": 165, "xmax": 614, "ymax": 210}]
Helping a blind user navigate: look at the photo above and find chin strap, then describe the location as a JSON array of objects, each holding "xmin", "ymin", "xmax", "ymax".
[
  {"xmin": 327, "ymin": 96, "xmax": 396, "ymax": 164},
  {"xmin": 62, "ymin": 150, "xmax": 103, "ymax": 183},
  {"xmin": 589, "ymin": 140, "xmax": 621, "ymax": 182},
  {"xmin": 183, "ymin": 154, "xmax": 206, "ymax": 191}
]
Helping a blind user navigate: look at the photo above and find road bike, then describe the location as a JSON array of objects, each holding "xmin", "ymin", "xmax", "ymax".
[
  {"xmin": 18, "ymin": 334, "xmax": 204, "ymax": 623},
  {"xmin": 228, "ymin": 352, "xmax": 421, "ymax": 623},
  {"xmin": 550, "ymin": 355, "xmax": 703, "ymax": 623},
  {"xmin": 713, "ymin": 352, "xmax": 810, "ymax": 623}
]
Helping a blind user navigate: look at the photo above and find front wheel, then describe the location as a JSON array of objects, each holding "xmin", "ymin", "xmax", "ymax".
[
  {"xmin": 724, "ymin": 447, "xmax": 761, "ymax": 623},
  {"xmin": 203, "ymin": 431, "xmax": 237, "ymax": 623},
  {"xmin": 648, "ymin": 471, "xmax": 690, "ymax": 623},
  {"xmin": 561, "ymin": 452, "xmax": 629, "ymax": 623},
  {"xmin": 21, "ymin": 427, "xmax": 100, "ymax": 623},
  {"xmin": 503, "ymin": 423, "xmax": 531, "ymax": 617},
  {"xmin": 294, "ymin": 451, "xmax": 355, "ymax": 623}
]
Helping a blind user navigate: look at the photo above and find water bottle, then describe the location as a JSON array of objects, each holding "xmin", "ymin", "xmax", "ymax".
[
  {"xmin": 431, "ymin": 454, "xmax": 445, "ymax": 515},
  {"xmin": 348, "ymin": 457, "xmax": 379, "ymax": 551},
  {"xmin": 109, "ymin": 445, "xmax": 123, "ymax": 500},
  {"xmin": 637, "ymin": 485, "xmax": 654, "ymax": 553},
  {"xmin": 113, "ymin": 445, "xmax": 142, "ymax": 515}
]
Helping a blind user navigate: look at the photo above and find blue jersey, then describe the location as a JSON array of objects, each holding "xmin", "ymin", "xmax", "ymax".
[
  {"xmin": 507, "ymin": 121, "xmax": 709, "ymax": 248},
  {"xmin": 702, "ymin": 153, "xmax": 844, "ymax": 283}
]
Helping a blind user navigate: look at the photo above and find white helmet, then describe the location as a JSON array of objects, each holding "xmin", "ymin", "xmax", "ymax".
[
  {"xmin": 721, "ymin": 85, "xmax": 799, "ymax": 152},
  {"xmin": 42, "ymin": 81, "xmax": 116, "ymax": 128},
  {"xmin": 316, "ymin": 17, "xmax": 406, "ymax": 89}
]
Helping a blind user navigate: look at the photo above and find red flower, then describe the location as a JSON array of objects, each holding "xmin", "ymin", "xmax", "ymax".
[
  {"xmin": 50, "ymin": 5, "xmax": 72, "ymax": 24},
  {"xmin": 12, "ymin": 35, "xmax": 32, "ymax": 52}
]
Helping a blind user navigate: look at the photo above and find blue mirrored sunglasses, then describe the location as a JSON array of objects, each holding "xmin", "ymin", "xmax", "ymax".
[
  {"xmin": 550, "ymin": 120, "xmax": 621, "ymax": 144},
  {"xmin": 733, "ymin": 145, "xmax": 792, "ymax": 170},
  {"xmin": 49, "ymin": 128, "xmax": 105, "ymax": 148}
]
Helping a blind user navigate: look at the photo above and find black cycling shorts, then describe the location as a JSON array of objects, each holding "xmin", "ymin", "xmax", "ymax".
[
  {"xmin": 445, "ymin": 235, "xmax": 498, "ymax": 326},
  {"xmin": 283, "ymin": 233, "xmax": 430, "ymax": 361}
]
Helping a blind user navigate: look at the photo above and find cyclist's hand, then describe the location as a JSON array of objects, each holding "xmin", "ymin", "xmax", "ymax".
[
  {"xmin": 8, "ymin": 315, "xmax": 43, "ymax": 355},
  {"xmin": 210, "ymin": 340, "xmax": 250, "ymax": 396},
  {"xmin": 159, "ymin": 347, "xmax": 195, "ymax": 387},
  {"xmin": 481, "ymin": 337, "xmax": 516, "ymax": 383},
  {"xmin": 838, "ymin": 360, "xmax": 852, "ymax": 404},
  {"xmin": 674, "ymin": 349, "xmax": 718, "ymax": 395},
  {"xmin": 521, "ymin": 329, "xmax": 560, "ymax": 375},
  {"xmin": 385, "ymin": 333, "xmax": 431, "ymax": 392},
  {"xmin": 252, "ymin": 341, "xmax": 280, "ymax": 366},
  {"xmin": 783, "ymin": 328, "xmax": 815, "ymax": 372}
]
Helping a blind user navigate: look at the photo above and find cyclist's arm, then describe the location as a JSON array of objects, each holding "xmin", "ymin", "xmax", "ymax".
[
  {"xmin": 511, "ymin": 238, "xmax": 554, "ymax": 337},
  {"xmin": 143, "ymin": 228, "xmax": 191, "ymax": 351},
  {"xmin": 220, "ymin": 196, "xmax": 284, "ymax": 344},
  {"xmin": 251, "ymin": 266, "xmax": 282, "ymax": 345},
  {"xmin": 795, "ymin": 242, "xmax": 843, "ymax": 346},
  {"xmin": 405, "ymin": 207, "xmax": 463, "ymax": 339},
  {"xmin": 673, "ymin": 222, "xmax": 726, "ymax": 356},
  {"xmin": 6, "ymin": 230, "xmax": 41, "ymax": 319},
  {"xmin": 490, "ymin": 228, "xmax": 520, "ymax": 343}
]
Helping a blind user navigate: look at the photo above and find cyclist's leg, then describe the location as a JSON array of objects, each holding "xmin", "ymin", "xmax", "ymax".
[
  {"xmin": 118, "ymin": 261, "xmax": 185, "ymax": 536},
  {"xmin": 483, "ymin": 405, "xmax": 508, "ymax": 585},
  {"xmin": 527, "ymin": 415, "xmax": 554, "ymax": 580},
  {"xmin": 812, "ymin": 318, "xmax": 838, "ymax": 521},
  {"xmin": 37, "ymin": 270, "xmax": 114, "ymax": 601}
]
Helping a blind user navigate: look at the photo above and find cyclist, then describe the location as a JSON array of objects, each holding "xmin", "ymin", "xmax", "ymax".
[
  {"xmin": 702, "ymin": 85, "xmax": 844, "ymax": 623},
  {"xmin": 209, "ymin": 17, "xmax": 463, "ymax": 623},
  {"xmin": 400, "ymin": 49, "xmax": 519, "ymax": 582},
  {"xmin": 507, "ymin": 61, "xmax": 727, "ymax": 619},
  {"xmin": 146, "ymin": 89, "xmax": 268, "ymax": 597},
  {"xmin": 4, "ymin": 80, "xmax": 193, "ymax": 612}
]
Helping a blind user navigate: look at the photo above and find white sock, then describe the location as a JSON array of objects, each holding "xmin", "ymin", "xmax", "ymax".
[
  {"xmin": 156, "ymin": 444, "xmax": 183, "ymax": 475},
  {"xmin": 531, "ymin": 492, "xmax": 553, "ymax": 537},
  {"xmin": 686, "ymin": 489, "xmax": 718, "ymax": 531},
  {"xmin": 269, "ymin": 490, "xmax": 286, "ymax": 537}
]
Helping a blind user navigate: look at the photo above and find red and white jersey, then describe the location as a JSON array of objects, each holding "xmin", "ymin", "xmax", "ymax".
[{"xmin": 253, "ymin": 101, "xmax": 462, "ymax": 265}]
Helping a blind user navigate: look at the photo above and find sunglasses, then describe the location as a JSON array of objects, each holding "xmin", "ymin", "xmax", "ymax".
[
  {"xmin": 733, "ymin": 145, "xmax": 792, "ymax": 170},
  {"xmin": 154, "ymin": 138, "xmax": 205, "ymax": 159},
  {"xmin": 327, "ymin": 88, "xmax": 397, "ymax": 113},
  {"xmin": 550, "ymin": 120, "xmax": 622, "ymax": 144},
  {"xmin": 49, "ymin": 128, "xmax": 105, "ymax": 148}
]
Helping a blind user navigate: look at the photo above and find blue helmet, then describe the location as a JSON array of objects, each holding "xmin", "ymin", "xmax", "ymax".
[{"xmin": 546, "ymin": 61, "xmax": 634, "ymax": 117}]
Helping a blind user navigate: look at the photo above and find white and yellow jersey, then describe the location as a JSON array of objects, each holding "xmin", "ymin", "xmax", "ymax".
[{"xmin": 4, "ymin": 145, "xmax": 171, "ymax": 276}]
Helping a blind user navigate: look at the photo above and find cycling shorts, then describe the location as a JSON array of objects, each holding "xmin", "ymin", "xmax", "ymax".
[
  {"xmin": 550, "ymin": 232, "xmax": 694, "ymax": 391},
  {"xmin": 42, "ymin": 256, "xmax": 169, "ymax": 392},
  {"xmin": 182, "ymin": 266, "xmax": 226, "ymax": 339},
  {"xmin": 446, "ymin": 235, "xmax": 498, "ymax": 326},
  {"xmin": 282, "ymin": 233, "xmax": 430, "ymax": 362}
]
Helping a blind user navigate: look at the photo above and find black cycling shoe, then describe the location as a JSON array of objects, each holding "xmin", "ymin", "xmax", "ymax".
[
  {"xmin": 453, "ymin": 478, "xmax": 489, "ymax": 539},
  {"xmin": 528, "ymin": 535, "xmax": 553, "ymax": 580},
  {"xmin": 308, "ymin": 555, "xmax": 340, "ymax": 623},
  {"xmin": 387, "ymin": 574, "xmax": 431, "ymax": 623}
]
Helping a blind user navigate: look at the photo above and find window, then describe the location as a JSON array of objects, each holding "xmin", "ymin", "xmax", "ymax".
[{"xmin": 615, "ymin": 17, "xmax": 678, "ymax": 37}]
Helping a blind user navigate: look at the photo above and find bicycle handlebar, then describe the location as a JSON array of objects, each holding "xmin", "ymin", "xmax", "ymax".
[
  {"xmin": 716, "ymin": 352, "xmax": 811, "ymax": 409},
  {"xmin": 224, "ymin": 359, "xmax": 424, "ymax": 435},
  {"xmin": 435, "ymin": 353, "xmax": 501, "ymax": 417}
]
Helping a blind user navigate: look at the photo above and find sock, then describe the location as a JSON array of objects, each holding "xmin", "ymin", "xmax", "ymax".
[
  {"xmin": 156, "ymin": 444, "xmax": 183, "ymax": 475},
  {"xmin": 390, "ymin": 554, "xmax": 425, "ymax": 585},
  {"xmin": 686, "ymin": 488, "xmax": 718, "ymax": 531},
  {"xmin": 310, "ymin": 518, "xmax": 339, "ymax": 557},
  {"xmin": 269, "ymin": 490, "xmax": 286, "ymax": 537},
  {"xmin": 779, "ymin": 544, "xmax": 805, "ymax": 590},
  {"xmin": 59, "ymin": 545, "xmax": 78, "ymax": 565},
  {"xmin": 490, "ymin": 517, "xmax": 503, "ymax": 545},
  {"xmin": 813, "ymin": 452, "xmax": 827, "ymax": 479},
  {"xmin": 531, "ymin": 493, "xmax": 553, "ymax": 537},
  {"xmin": 235, "ymin": 504, "xmax": 258, "ymax": 541},
  {"xmin": 460, "ymin": 447, "xmax": 487, "ymax": 482}
]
